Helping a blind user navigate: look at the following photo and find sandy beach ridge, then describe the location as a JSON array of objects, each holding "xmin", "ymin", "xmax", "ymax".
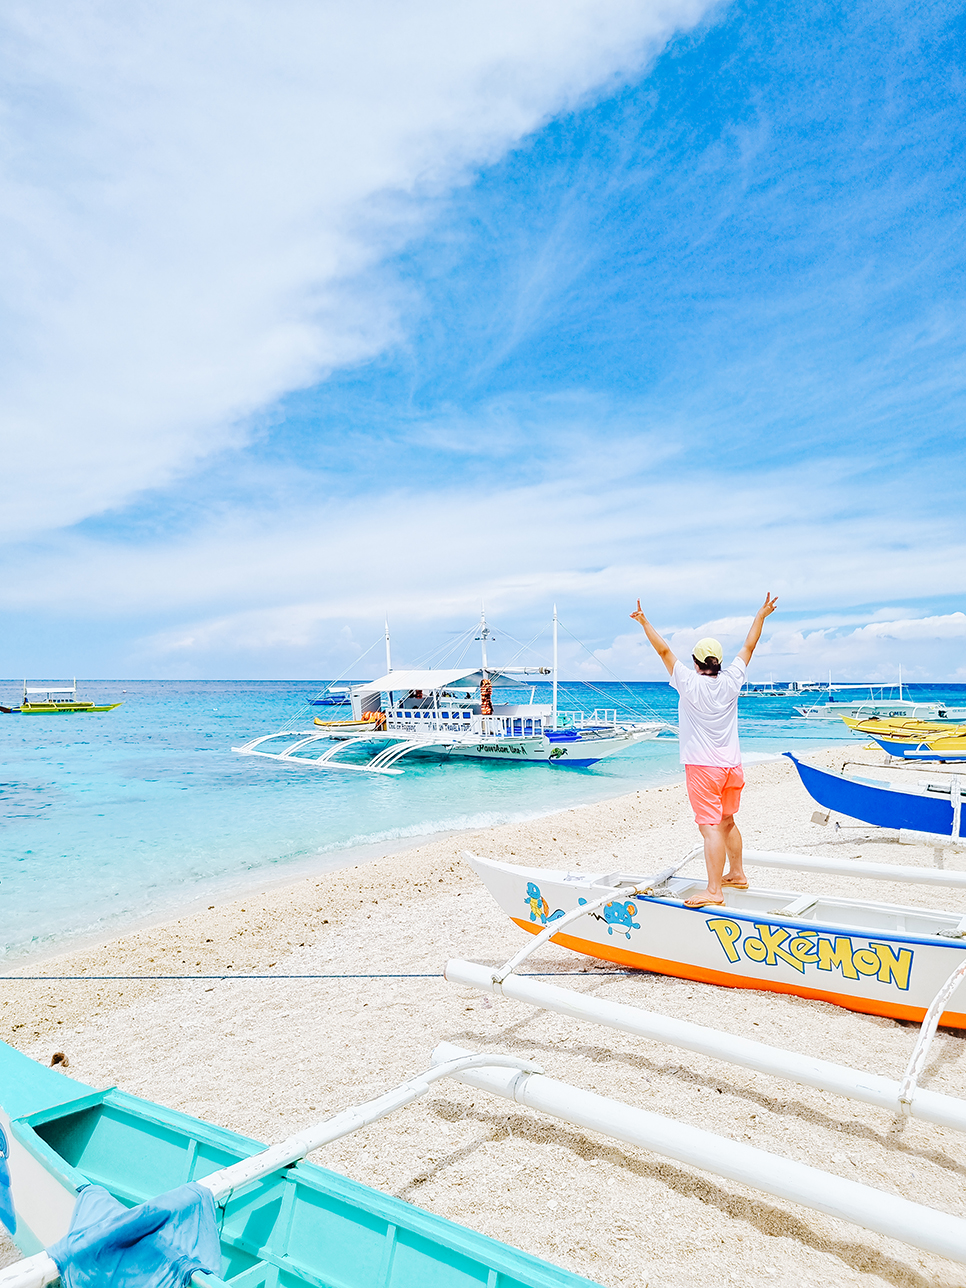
[{"xmin": 3, "ymin": 749, "xmax": 966, "ymax": 1287}]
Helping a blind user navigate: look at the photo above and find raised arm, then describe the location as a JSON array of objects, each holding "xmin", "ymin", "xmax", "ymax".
[
  {"xmin": 630, "ymin": 599, "xmax": 678, "ymax": 677},
  {"xmin": 738, "ymin": 593, "xmax": 779, "ymax": 666}
]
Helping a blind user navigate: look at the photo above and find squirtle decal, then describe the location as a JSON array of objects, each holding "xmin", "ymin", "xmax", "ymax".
[{"xmin": 523, "ymin": 882, "xmax": 564, "ymax": 926}]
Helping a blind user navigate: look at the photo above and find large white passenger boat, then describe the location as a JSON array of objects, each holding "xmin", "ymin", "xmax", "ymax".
[
  {"xmin": 793, "ymin": 670, "xmax": 961, "ymax": 722},
  {"xmin": 235, "ymin": 612, "xmax": 672, "ymax": 775},
  {"xmin": 794, "ymin": 694, "xmax": 952, "ymax": 721}
]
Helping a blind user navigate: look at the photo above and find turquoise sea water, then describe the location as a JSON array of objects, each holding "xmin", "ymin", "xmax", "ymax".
[{"xmin": 2, "ymin": 679, "xmax": 964, "ymax": 964}]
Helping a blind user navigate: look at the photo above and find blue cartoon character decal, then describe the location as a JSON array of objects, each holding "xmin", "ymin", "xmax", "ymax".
[
  {"xmin": 0, "ymin": 1123, "xmax": 15, "ymax": 1234},
  {"xmin": 585, "ymin": 899, "xmax": 640, "ymax": 939},
  {"xmin": 523, "ymin": 882, "xmax": 564, "ymax": 926}
]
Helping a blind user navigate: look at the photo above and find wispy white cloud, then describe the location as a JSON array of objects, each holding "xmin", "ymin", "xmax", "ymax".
[
  {"xmin": 4, "ymin": 1, "xmax": 964, "ymax": 684},
  {"xmin": 850, "ymin": 613, "xmax": 966, "ymax": 643},
  {"xmin": 0, "ymin": 0, "xmax": 715, "ymax": 539},
  {"xmin": 590, "ymin": 612, "xmax": 966, "ymax": 684},
  {"xmin": 3, "ymin": 447, "xmax": 961, "ymax": 677}
]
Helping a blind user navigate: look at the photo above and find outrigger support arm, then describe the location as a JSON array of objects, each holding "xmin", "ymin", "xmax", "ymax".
[
  {"xmin": 484, "ymin": 850, "xmax": 698, "ymax": 984},
  {"xmin": 0, "ymin": 1257, "xmax": 58, "ymax": 1288},
  {"xmin": 490, "ymin": 881, "xmax": 650, "ymax": 984},
  {"xmin": 0, "ymin": 1054, "xmax": 542, "ymax": 1288},
  {"xmin": 445, "ymin": 959, "xmax": 966, "ymax": 1134},
  {"xmin": 431, "ymin": 1042, "xmax": 966, "ymax": 1267},
  {"xmin": 898, "ymin": 956, "xmax": 966, "ymax": 1120},
  {"xmin": 740, "ymin": 848, "xmax": 966, "ymax": 885},
  {"xmin": 198, "ymin": 1051, "xmax": 542, "ymax": 1202}
]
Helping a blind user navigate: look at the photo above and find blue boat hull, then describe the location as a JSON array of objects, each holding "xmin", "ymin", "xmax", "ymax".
[
  {"xmin": 871, "ymin": 736, "xmax": 966, "ymax": 762},
  {"xmin": 784, "ymin": 753, "xmax": 955, "ymax": 836}
]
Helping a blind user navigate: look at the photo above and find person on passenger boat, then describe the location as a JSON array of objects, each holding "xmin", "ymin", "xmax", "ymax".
[{"xmin": 630, "ymin": 593, "xmax": 778, "ymax": 908}]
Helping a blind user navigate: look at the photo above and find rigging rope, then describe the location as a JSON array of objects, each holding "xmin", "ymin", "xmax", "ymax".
[
  {"xmin": 2, "ymin": 971, "xmax": 633, "ymax": 982},
  {"xmin": 480, "ymin": 614, "xmax": 669, "ymax": 726},
  {"xmin": 556, "ymin": 619, "xmax": 669, "ymax": 725},
  {"xmin": 275, "ymin": 634, "xmax": 386, "ymax": 735}
]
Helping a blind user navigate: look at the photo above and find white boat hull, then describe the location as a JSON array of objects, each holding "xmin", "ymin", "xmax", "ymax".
[
  {"xmin": 794, "ymin": 700, "xmax": 954, "ymax": 721},
  {"xmin": 416, "ymin": 727, "xmax": 661, "ymax": 766},
  {"xmin": 466, "ymin": 854, "xmax": 966, "ymax": 1028},
  {"xmin": 236, "ymin": 724, "xmax": 666, "ymax": 774},
  {"xmin": 0, "ymin": 1106, "xmax": 79, "ymax": 1255}
]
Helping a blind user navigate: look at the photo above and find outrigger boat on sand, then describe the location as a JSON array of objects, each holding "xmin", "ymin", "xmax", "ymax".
[
  {"xmin": 0, "ymin": 1040, "xmax": 607, "ymax": 1288},
  {"xmin": 868, "ymin": 735, "xmax": 966, "ymax": 761},
  {"xmin": 785, "ymin": 752, "xmax": 964, "ymax": 838},
  {"xmin": 235, "ymin": 611, "xmax": 671, "ymax": 776},
  {"xmin": 840, "ymin": 717, "xmax": 966, "ymax": 759},
  {"xmin": 464, "ymin": 845, "xmax": 966, "ymax": 1026},
  {"xmin": 8, "ymin": 1017, "xmax": 966, "ymax": 1277},
  {"xmin": 440, "ymin": 940, "xmax": 966, "ymax": 1263},
  {"xmin": 842, "ymin": 716, "xmax": 966, "ymax": 737}
]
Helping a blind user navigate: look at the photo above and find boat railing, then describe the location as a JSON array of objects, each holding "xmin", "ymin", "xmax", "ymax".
[{"xmin": 556, "ymin": 708, "xmax": 619, "ymax": 729}]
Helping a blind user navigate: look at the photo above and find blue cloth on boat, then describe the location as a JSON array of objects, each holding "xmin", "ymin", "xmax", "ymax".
[
  {"xmin": 49, "ymin": 1182, "xmax": 221, "ymax": 1288},
  {"xmin": 0, "ymin": 1125, "xmax": 16, "ymax": 1234}
]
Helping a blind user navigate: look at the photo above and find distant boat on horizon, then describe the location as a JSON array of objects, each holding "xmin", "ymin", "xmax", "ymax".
[
  {"xmin": 792, "ymin": 667, "xmax": 963, "ymax": 722},
  {"xmin": 4, "ymin": 679, "xmax": 122, "ymax": 714}
]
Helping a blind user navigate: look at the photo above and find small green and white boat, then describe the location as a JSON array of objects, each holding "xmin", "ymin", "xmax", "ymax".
[{"xmin": 0, "ymin": 1039, "xmax": 602, "ymax": 1288}]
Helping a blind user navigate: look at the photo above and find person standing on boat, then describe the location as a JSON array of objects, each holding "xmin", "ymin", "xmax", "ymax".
[{"xmin": 630, "ymin": 594, "xmax": 778, "ymax": 908}]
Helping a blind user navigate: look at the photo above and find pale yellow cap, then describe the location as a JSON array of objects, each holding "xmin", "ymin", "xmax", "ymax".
[{"xmin": 692, "ymin": 637, "xmax": 723, "ymax": 664}]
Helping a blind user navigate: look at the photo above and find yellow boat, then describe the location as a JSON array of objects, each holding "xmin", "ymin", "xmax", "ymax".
[
  {"xmin": 17, "ymin": 680, "xmax": 122, "ymax": 713},
  {"xmin": 313, "ymin": 713, "xmax": 385, "ymax": 732},
  {"xmin": 841, "ymin": 715, "xmax": 966, "ymax": 738},
  {"xmin": 20, "ymin": 701, "xmax": 122, "ymax": 713}
]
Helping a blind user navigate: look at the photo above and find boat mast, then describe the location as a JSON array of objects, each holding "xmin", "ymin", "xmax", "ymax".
[
  {"xmin": 476, "ymin": 604, "xmax": 492, "ymax": 732},
  {"xmin": 899, "ymin": 662, "xmax": 903, "ymax": 701},
  {"xmin": 385, "ymin": 616, "xmax": 392, "ymax": 674},
  {"xmin": 552, "ymin": 605, "xmax": 558, "ymax": 730}
]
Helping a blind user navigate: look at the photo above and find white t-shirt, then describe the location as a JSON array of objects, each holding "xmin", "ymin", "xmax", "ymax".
[{"xmin": 669, "ymin": 657, "xmax": 746, "ymax": 767}]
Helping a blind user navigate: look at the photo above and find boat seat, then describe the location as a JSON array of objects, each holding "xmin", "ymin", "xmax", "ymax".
[{"xmin": 772, "ymin": 894, "xmax": 818, "ymax": 918}]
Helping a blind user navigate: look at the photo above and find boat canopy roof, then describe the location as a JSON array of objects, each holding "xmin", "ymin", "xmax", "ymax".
[{"xmin": 351, "ymin": 668, "xmax": 529, "ymax": 697}]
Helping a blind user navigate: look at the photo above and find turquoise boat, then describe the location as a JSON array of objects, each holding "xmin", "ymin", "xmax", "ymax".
[{"xmin": 0, "ymin": 1039, "xmax": 603, "ymax": 1288}]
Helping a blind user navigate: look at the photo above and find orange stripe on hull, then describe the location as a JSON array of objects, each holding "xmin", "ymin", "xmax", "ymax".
[{"xmin": 509, "ymin": 917, "xmax": 966, "ymax": 1029}]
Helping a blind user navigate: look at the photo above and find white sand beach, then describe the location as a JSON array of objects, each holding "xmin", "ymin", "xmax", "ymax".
[{"xmin": 3, "ymin": 748, "xmax": 966, "ymax": 1288}]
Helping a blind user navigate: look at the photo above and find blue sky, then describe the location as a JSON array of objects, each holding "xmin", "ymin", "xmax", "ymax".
[{"xmin": 2, "ymin": 0, "xmax": 965, "ymax": 681}]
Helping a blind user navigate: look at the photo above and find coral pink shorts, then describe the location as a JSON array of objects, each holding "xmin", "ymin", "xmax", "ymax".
[{"xmin": 685, "ymin": 764, "xmax": 745, "ymax": 825}]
